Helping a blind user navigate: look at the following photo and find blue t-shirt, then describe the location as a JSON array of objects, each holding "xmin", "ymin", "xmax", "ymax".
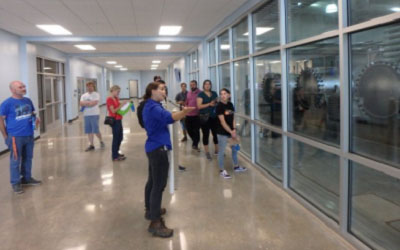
[
  {"xmin": 0, "ymin": 97, "xmax": 35, "ymax": 136},
  {"xmin": 143, "ymin": 99, "xmax": 174, "ymax": 153}
]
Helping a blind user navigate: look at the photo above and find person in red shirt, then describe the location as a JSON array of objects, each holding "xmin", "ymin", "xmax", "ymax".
[{"xmin": 106, "ymin": 85, "xmax": 128, "ymax": 161}]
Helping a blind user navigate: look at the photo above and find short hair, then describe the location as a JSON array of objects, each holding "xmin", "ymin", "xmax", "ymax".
[
  {"xmin": 86, "ymin": 81, "xmax": 96, "ymax": 90},
  {"xmin": 109, "ymin": 85, "xmax": 120, "ymax": 92},
  {"xmin": 158, "ymin": 79, "xmax": 166, "ymax": 84},
  {"xmin": 190, "ymin": 80, "xmax": 197, "ymax": 86},
  {"xmin": 154, "ymin": 76, "xmax": 161, "ymax": 81},
  {"xmin": 220, "ymin": 88, "xmax": 230, "ymax": 95},
  {"xmin": 180, "ymin": 82, "xmax": 187, "ymax": 87}
]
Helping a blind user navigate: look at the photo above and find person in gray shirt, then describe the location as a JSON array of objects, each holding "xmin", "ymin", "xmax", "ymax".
[{"xmin": 175, "ymin": 82, "xmax": 188, "ymax": 141}]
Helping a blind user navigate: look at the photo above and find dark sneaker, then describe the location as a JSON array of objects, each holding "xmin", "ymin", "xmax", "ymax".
[
  {"xmin": 85, "ymin": 145, "xmax": 95, "ymax": 152},
  {"xmin": 12, "ymin": 184, "xmax": 24, "ymax": 194},
  {"xmin": 21, "ymin": 177, "xmax": 42, "ymax": 186},
  {"xmin": 206, "ymin": 152, "xmax": 212, "ymax": 160},
  {"xmin": 192, "ymin": 145, "xmax": 200, "ymax": 152},
  {"xmin": 145, "ymin": 208, "xmax": 167, "ymax": 220},
  {"xmin": 234, "ymin": 166, "xmax": 247, "ymax": 172},
  {"xmin": 214, "ymin": 151, "xmax": 219, "ymax": 156},
  {"xmin": 113, "ymin": 156, "xmax": 126, "ymax": 161},
  {"xmin": 180, "ymin": 137, "xmax": 187, "ymax": 142},
  {"xmin": 148, "ymin": 218, "xmax": 173, "ymax": 238},
  {"xmin": 118, "ymin": 153, "xmax": 125, "ymax": 157},
  {"xmin": 178, "ymin": 165, "xmax": 186, "ymax": 171},
  {"xmin": 100, "ymin": 141, "xmax": 105, "ymax": 148}
]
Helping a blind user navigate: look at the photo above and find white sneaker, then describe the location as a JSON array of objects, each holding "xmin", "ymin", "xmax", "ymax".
[{"xmin": 219, "ymin": 170, "xmax": 232, "ymax": 179}]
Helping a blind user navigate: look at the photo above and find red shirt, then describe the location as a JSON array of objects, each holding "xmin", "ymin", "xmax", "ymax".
[{"xmin": 106, "ymin": 97, "xmax": 122, "ymax": 120}]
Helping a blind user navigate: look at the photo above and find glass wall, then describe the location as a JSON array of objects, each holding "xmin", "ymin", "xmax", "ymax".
[
  {"xmin": 288, "ymin": 37, "xmax": 340, "ymax": 146},
  {"xmin": 204, "ymin": 1, "xmax": 400, "ymax": 248},
  {"xmin": 252, "ymin": 0, "xmax": 280, "ymax": 52},
  {"xmin": 254, "ymin": 52, "xmax": 282, "ymax": 126},
  {"xmin": 234, "ymin": 59, "xmax": 250, "ymax": 116},
  {"xmin": 209, "ymin": 67, "xmax": 217, "ymax": 90},
  {"xmin": 209, "ymin": 39, "xmax": 216, "ymax": 65}
]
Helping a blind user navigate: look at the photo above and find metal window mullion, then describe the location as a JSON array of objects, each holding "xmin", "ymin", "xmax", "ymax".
[
  {"xmin": 248, "ymin": 13, "xmax": 256, "ymax": 163},
  {"xmin": 339, "ymin": 0, "xmax": 350, "ymax": 236},
  {"xmin": 229, "ymin": 28, "xmax": 235, "ymax": 104},
  {"xmin": 216, "ymin": 33, "xmax": 220, "ymax": 90},
  {"xmin": 280, "ymin": 0, "xmax": 289, "ymax": 189}
]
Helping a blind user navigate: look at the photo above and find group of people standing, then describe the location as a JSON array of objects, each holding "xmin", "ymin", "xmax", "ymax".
[{"xmin": 175, "ymin": 80, "xmax": 247, "ymax": 179}]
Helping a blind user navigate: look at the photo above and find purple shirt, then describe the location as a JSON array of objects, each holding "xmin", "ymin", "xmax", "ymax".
[{"xmin": 185, "ymin": 88, "xmax": 201, "ymax": 116}]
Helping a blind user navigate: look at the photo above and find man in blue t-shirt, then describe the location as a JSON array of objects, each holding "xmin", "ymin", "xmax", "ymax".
[{"xmin": 0, "ymin": 81, "xmax": 42, "ymax": 194}]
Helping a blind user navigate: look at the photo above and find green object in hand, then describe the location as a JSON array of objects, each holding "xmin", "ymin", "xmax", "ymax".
[{"xmin": 117, "ymin": 102, "xmax": 132, "ymax": 116}]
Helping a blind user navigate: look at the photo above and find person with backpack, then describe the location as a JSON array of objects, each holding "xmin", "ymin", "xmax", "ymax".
[{"xmin": 141, "ymin": 81, "xmax": 194, "ymax": 238}]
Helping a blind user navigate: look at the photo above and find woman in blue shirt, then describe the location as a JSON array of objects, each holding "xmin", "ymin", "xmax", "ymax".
[
  {"xmin": 142, "ymin": 81, "xmax": 193, "ymax": 238},
  {"xmin": 197, "ymin": 80, "xmax": 219, "ymax": 160}
]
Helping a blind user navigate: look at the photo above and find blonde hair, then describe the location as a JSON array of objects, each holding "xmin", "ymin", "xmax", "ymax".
[{"xmin": 109, "ymin": 85, "xmax": 120, "ymax": 93}]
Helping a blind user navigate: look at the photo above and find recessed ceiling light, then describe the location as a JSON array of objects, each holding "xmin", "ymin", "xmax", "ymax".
[
  {"xmin": 120, "ymin": 68, "xmax": 128, "ymax": 71},
  {"xmin": 115, "ymin": 65, "xmax": 123, "ymax": 68},
  {"xmin": 220, "ymin": 44, "xmax": 230, "ymax": 50},
  {"xmin": 159, "ymin": 26, "xmax": 182, "ymax": 36},
  {"xmin": 151, "ymin": 68, "xmax": 157, "ymax": 70},
  {"xmin": 36, "ymin": 25, "xmax": 72, "ymax": 35},
  {"xmin": 243, "ymin": 27, "xmax": 274, "ymax": 36},
  {"xmin": 43, "ymin": 67, "xmax": 52, "ymax": 70},
  {"xmin": 326, "ymin": 4, "xmax": 338, "ymax": 13},
  {"xmin": 391, "ymin": 7, "xmax": 400, "ymax": 12},
  {"xmin": 152, "ymin": 60, "xmax": 161, "ymax": 64},
  {"xmin": 74, "ymin": 44, "xmax": 96, "ymax": 50},
  {"xmin": 107, "ymin": 61, "xmax": 117, "ymax": 64},
  {"xmin": 311, "ymin": 3, "xmax": 320, "ymax": 7},
  {"xmin": 270, "ymin": 60, "xmax": 281, "ymax": 64},
  {"xmin": 151, "ymin": 64, "xmax": 159, "ymax": 68},
  {"xmin": 156, "ymin": 44, "xmax": 171, "ymax": 50},
  {"xmin": 256, "ymin": 63, "xmax": 264, "ymax": 66}
]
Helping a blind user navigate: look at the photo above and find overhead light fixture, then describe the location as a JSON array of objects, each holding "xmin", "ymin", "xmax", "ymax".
[
  {"xmin": 36, "ymin": 24, "xmax": 72, "ymax": 35},
  {"xmin": 297, "ymin": 2, "xmax": 302, "ymax": 6},
  {"xmin": 151, "ymin": 68, "xmax": 157, "ymax": 70},
  {"xmin": 256, "ymin": 63, "xmax": 264, "ymax": 66},
  {"xmin": 270, "ymin": 60, "xmax": 281, "ymax": 64},
  {"xmin": 220, "ymin": 44, "xmax": 230, "ymax": 50},
  {"xmin": 74, "ymin": 44, "xmax": 96, "ymax": 50},
  {"xmin": 115, "ymin": 65, "xmax": 123, "ymax": 68},
  {"xmin": 391, "ymin": 7, "xmax": 400, "ymax": 12},
  {"xmin": 120, "ymin": 68, "xmax": 128, "ymax": 71},
  {"xmin": 152, "ymin": 60, "xmax": 161, "ymax": 64},
  {"xmin": 151, "ymin": 64, "xmax": 159, "ymax": 68},
  {"xmin": 107, "ymin": 61, "xmax": 117, "ymax": 64},
  {"xmin": 156, "ymin": 44, "xmax": 171, "ymax": 50},
  {"xmin": 243, "ymin": 27, "xmax": 274, "ymax": 36},
  {"xmin": 159, "ymin": 26, "xmax": 182, "ymax": 36},
  {"xmin": 311, "ymin": 3, "xmax": 320, "ymax": 7},
  {"xmin": 43, "ymin": 67, "xmax": 52, "ymax": 70},
  {"xmin": 325, "ymin": 4, "xmax": 338, "ymax": 13}
]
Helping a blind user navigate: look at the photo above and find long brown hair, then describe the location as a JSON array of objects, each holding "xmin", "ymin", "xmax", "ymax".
[{"xmin": 142, "ymin": 82, "xmax": 161, "ymax": 101}]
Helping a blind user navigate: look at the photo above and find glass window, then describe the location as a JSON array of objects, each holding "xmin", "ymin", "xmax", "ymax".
[
  {"xmin": 44, "ymin": 59, "xmax": 58, "ymax": 74},
  {"xmin": 45, "ymin": 78, "xmax": 52, "ymax": 104},
  {"xmin": 53, "ymin": 80, "xmax": 60, "ymax": 102},
  {"xmin": 255, "ymin": 125, "xmax": 283, "ymax": 181},
  {"xmin": 209, "ymin": 67, "xmax": 217, "ymax": 90},
  {"xmin": 288, "ymin": 37, "xmax": 340, "ymax": 146},
  {"xmin": 253, "ymin": 0, "xmax": 280, "ymax": 52},
  {"xmin": 349, "ymin": 162, "xmax": 400, "ymax": 249},
  {"xmin": 218, "ymin": 31, "xmax": 230, "ymax": 62},
  {"xmin": 209, "ymin": 39, "xmax": 216, "ymax": 65},
  {"xmin": 61, "ymin": 63, "xmax": 65, "ymax": 75},
  {"xmin": 37, "ymin": 75, "xmax": 44, "ymax": 109},
  {"xmin": 287, "ymin": 1, "xmax": 338, "ymax": 42},
  {"xmin": 289, "ymin": 138, "xmax": 339, "ymax": 221},
  {"xmin": 39, "ymin": 110, "xmax": 45, "ymax": 133},
  {"xmin": 36, "ymin": 58, "xmax": 42, "ymax": 72},
  {"xmin": 254, "ymin": 52, "xmax": 282, "ymax": 126},
  {"xmin": 236, "ymin": 116, "xmax": 252, "ymax": 158},
  {"xmin": 234, "ymin": 59, "xmax": 250, "ymax": 116},
  {"xmin": 218, "ymin": 63, "xmax": 231, "ymax": 91},
  {"xmin": 351, "ymin": 23, "xmax": 400, "ymax": 168},
  {"xmin": 232, "ymin": 18, "xmax": 249, "ymax": 58},
  {"xmin": 191, "ymin": 51, "xmax": 198, "ymax": 71},
  {"xmin": 350, "ymin": 0, "xmax": 400, "ymax": 25}
]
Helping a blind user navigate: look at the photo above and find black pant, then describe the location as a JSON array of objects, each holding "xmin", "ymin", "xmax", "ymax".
[
  {"xmin": 200, "ymin": 116, "xmax": 218, "ymax": 146},
  {"xmin": 185, "ymin": 116, "xmax": 200, "ymax": 147},
  {"xmin": 145, "ymin": 147, "xmax": 169, "ymax": 221},
  {"xmin": 111, "ymin": 120, "xmax": 123, "ymax": 159}
]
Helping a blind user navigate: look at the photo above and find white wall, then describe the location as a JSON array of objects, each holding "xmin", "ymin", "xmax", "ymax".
[
  {"xmin": 167, "ymin": 57, "xmax": 186, "ymax": 100},
  {"xmin": 112, "ymin": 71, "xmax": 141, "ymax": 99},
  {"xmin": 140, "ymin": 70, "xmax": 165, "ymax": 97}
]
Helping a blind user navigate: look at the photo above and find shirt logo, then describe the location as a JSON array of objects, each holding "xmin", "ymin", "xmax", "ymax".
[{"xmin": 14, "ymin": 104, "xmax": 32, "ymax": 121}]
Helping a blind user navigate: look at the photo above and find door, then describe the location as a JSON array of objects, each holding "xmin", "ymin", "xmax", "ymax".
[
  {"xmin": 129, "ymin": 80, "xmax": 139, "ymax": 98},
  {"xmin": 44, "ymin": 76, "xmax": 63, "ymax": 130},
  {"xmin": 77, "ymin": 77, "xmax": 86, "ymax": 113}
]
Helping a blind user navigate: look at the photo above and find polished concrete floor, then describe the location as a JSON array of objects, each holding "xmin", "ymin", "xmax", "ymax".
[{"xmin": 0, "ymin": 110, "xmax": 355, "ymax": 250}]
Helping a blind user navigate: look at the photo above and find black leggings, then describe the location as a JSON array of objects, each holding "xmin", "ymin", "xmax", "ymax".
[{"xmin": 201, "ymin": 117, "xmax": 218, "ymax": 146}]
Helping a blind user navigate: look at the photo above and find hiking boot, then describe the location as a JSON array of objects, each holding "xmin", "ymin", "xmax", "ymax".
[
  {"xmin": 85, "ymin": 145, "xmax": 95, "ymax": 152},
  {"xmin": 145, "ymin": 208, "xmax": 167, "ymax": 220},
  {"xmin": 12, "ymin": 184, "xmax": 24, "ymax": 194},
  {"xmin": 148, "ymin": 218, "xmax": 173, "ymax": 238},
  {"xmin": 21, "ymin": 177, "xmax": 42, "ymax": 186}
]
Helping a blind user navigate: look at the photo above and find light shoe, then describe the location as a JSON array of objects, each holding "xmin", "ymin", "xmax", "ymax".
[{"xmin": 219, "ymin": 170, "xmax": 232, "ymax": 179}]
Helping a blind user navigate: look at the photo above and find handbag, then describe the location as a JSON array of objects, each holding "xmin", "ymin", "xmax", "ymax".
[
  {"xmin": 104, "ymin": 116, "xmax": 115, "ymax": 126},
  {"xmin": 199, "ymin": 113, "xmax": 210, "ymax": 125}
]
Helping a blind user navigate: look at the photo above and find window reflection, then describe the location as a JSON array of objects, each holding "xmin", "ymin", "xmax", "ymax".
[
  {"xmin": 219, "ymin": 63, "xmax": 231, "ymax": 91},
  {"xmin": 218, "ymin": 31, "xmax": 230, "ymax": 62},
  {"xmin": 287, "ymin": 0, "xmax": 338, "ymax": 42},
  {"xmin": 210, "ymin": 67, "xmax": 217, "ymax": 90},
  {"xmin": 253, "ymin": 0, "xmax": 280, "ymax": 52},
  {"xmin": 351, "ymin": 23, "xmax": 400, "ymax": 168},
  {"xmin": 288, "ymin": 37, "xmax": 340, "ymax": 146},
  {"xmin": 236, "ymin": 116, "xmax": 252, "ymax": 157},
  {"xmin": 350, "ymin": 0, "xmax": 400, "ymax": 25},
  {"xmin": 209, "ymin": 39, "xmax": 216, "ymax": 65},
  {"xmin": 254, "ymin": 52, "xmax": 282, "ymax": 127},
  {"xmin": 233, "ymin": 18, "xmax": 249, "ymax": 58},
  {"xmin": 234, "ymin": 59, "xmax": 250, "ymax": 116}
]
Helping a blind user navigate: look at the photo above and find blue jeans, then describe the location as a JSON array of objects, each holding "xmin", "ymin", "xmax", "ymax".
[
  {"xmin": 217, "ymin": 134, "xmax": 238, "ymax": 170},
  {"xmin": 111, "ymin": 120, "xmax": 123, "ymax": 159},
  {"xmin": 5, "ymin": 136, "xmax": 34, "ymax": 185}
]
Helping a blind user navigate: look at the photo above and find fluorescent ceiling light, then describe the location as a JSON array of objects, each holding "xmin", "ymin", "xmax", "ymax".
[
  {"xmin": 256, "ymin": 63, "xmax": 264, "ymax": 66},
  {"xmin": 43, "ymin": 67, "xmax": 52, "ymax": 70},
  {"xmin": 325, "ymin": 4, "xmax": 338, "ymax": 13},
  {"xmin": 311, "ymin": 3, "xmax": 320, "ymax": 7},
  {"xmin": 220, "ymin": 44, "xmax": 230, "ymax": 50},
  {"xmin": 115, "ymin": 65, "xmax": 123, "ymax": 68},
  {"xmin": 36, "ymin": 25, "xmax": 72, "ymax": 35},
  {"xmin": 106, "ymin": 61, "xmax": 117, "ymax": 64},
  {"xmin": 270, "ymin": 60, "xmax": 281, "ymax": 64},
  {"xmin": 159, "ymin": 26, "xmax": 182, "ymax": 36},
  {"xmin": 391, "ymin": 7, "xmax": 400, "ymax": 12},
  {"xmin": 74, "ymin": 44, "xmax": 96, "ymax": 50},
  {"xmin": 151, "ymin": 64, "xmax": 159, "ymax": 68},
  {"xmin": 156, "ymin": 44, "xmax": 171, "ymax": 50},
  {"xmin": 120, "ymin": 68, "xmax": 128, "ymax": 71},
  {"xmin": 152, "ymin": 60, "xmax": 161, "ymax": 64},
  {"xmin": 243, "ymin": 27, "xmax": 274, "ymax": 36},
  {"xmin": 297, "ymin": 2, "xmax": 302, "ymax": 6}
]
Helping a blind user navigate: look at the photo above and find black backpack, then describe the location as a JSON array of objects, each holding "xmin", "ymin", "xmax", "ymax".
[{"xmin": 137, "ymin": 100, "xmax": 147, "ymax": 128}]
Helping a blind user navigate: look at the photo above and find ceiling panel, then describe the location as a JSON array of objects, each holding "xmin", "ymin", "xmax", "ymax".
[{"xmin": 82, "ymin": 56, "xmax": 178, "ymax": 71}]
